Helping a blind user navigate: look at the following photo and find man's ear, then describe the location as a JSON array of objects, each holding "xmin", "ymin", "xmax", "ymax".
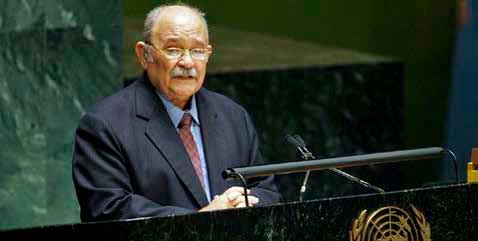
[
  {"xmin": 207, "ymin": 44, "xmax": 213, "ymax": 55},
  {"xmin": 135, "ymin": 41, "xmax": 151, "ymax": 68},
  {"xmin": 206, "ymin": 44, "xmax": 212, "ymax": 63}
]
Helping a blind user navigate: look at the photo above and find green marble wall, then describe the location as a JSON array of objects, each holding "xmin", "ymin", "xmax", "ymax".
[{"xmin": 0, "ymin": 0, "xmax": 122, "ymax": 230}]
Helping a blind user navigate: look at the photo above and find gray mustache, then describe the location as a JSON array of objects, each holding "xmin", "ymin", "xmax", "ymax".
[{"xmin": 170, "ymin": 67, "xmax": 198, "ymax": 78}]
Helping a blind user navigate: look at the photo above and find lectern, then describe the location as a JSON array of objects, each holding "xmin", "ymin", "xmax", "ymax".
[{"xmin": 1, "ymin": 183, "xmax": 476, "ymax": 241}]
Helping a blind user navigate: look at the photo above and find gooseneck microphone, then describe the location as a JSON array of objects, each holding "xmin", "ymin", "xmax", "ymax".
[
  {"xmin": 285, "ymin": 134, "xmax": 385, "ymax": 201},
  {"xmin": 284, "ymin": 135, "xmax": 313, "ymax": 201}
]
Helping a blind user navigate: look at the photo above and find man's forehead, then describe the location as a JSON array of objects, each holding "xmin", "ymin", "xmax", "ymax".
[
  {"xmin": 160, "ymin": 35, "xmax": 207, "ymax": 45},
  {"xmin": 152, "ymin": 6, "xmax": 208, "ymax": 43},
  {"xmin": 162, "ymin": 8, "xmax": 199, "ymax": 27}
]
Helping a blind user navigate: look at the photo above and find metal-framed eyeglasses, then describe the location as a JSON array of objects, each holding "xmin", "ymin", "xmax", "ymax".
[{"xmin": 145, "ymin": 41, "xmax": 211, "ymax": 61}]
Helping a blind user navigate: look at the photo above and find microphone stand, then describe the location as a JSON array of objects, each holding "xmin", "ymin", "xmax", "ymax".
[{"xmin": 289, "ymin": 135, "xmax": 384, "ymax": 201}]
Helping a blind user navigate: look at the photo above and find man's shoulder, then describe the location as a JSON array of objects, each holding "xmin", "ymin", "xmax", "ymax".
[{"xmin": 84, "ymin": 79, "xmax": 142, "ymax": 122}]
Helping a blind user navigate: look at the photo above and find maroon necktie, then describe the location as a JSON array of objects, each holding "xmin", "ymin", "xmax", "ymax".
[{"xmin": 178, "ymin": 113, "xmax": 205, "ymax": 189}]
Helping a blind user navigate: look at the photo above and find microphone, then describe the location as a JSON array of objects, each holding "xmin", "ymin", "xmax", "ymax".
[
  {"xmin": 285, "ymin": 134, "xmax": 313, "ymax": 201},
  {"xmin": 285, "ymin": 135, "xmax": 312, "ymax": 160},
  {"xmin": 293, "ymin": 135, "xmax": 314, "ymax": 158},
  {"xmin": 286, "ymin": 134, "xmax": 385, "ymax": 201}
]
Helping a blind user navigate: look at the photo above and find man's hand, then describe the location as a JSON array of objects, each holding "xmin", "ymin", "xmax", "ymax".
[{"xmin": 198, "ymin": 186, "xmax": 259, "ymax": 212}]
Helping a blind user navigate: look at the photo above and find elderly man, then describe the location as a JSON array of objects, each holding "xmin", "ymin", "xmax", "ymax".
[{"xmin": 72, "ymin": 4, "xmax": 280, "ymax": 222}]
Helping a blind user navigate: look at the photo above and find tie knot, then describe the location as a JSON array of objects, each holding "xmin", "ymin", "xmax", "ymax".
[{"xmin": 180, "ymin": 113, "xmax": 193, "ymax": 128}]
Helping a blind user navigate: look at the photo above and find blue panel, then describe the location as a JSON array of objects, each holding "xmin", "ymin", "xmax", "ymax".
[{"xmin": 444, "ymin": 0, "xmax": 478, "ymax": 180}]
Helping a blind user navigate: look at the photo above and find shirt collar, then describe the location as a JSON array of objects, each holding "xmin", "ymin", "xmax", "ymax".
[{"xmin": 156, "ymin": 91, "xmax": 200, "ymax": 128}]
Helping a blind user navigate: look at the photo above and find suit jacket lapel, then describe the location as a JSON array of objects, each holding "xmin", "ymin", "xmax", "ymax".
[
  {"xmin": 135, "ymin": 77, "xmax": 209, "ymax": 208},
  {"xmin": 196, "ymin": 89, "xmax": 228, "ymax": 197}
]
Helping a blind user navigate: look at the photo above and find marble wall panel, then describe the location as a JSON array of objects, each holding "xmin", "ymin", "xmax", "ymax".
[{"xmin": 0, "ymin": 0, "xmax": 122, "ymax": 230}]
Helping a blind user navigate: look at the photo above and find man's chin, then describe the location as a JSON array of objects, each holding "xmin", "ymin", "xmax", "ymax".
[{"xmin": 170, "ymin": 86, "xmax": 200, "ymax": 97}]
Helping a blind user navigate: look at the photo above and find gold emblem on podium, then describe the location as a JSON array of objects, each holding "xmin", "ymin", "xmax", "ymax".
[{"xmin": 349, "ymin": 205, "xmax": 431, "ymax": 241}]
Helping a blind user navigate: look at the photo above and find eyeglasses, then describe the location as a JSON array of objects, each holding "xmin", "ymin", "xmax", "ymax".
[{"xmin": 145, "ymin": 42, "xmax": 211, "ymax": 61}]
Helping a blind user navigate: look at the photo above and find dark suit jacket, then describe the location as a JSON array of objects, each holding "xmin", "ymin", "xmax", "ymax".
[{"xmin": 72, "ymin": 75, "xmax": 281, "ymax": 222}]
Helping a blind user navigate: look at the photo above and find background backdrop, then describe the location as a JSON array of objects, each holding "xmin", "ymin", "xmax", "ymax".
[{"xmin": 0, "ymin": 0, "xmax": 460, "ymax": 230}]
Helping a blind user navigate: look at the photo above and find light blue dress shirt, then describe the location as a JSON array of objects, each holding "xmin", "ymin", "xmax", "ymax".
[{"xmin": 156, "ymin": 92, "xmax": 212, "ymax": 202}]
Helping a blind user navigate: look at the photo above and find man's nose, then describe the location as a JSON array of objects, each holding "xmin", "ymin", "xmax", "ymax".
[{"xmin": 178, "ymin": 51, "xmax": 194, "ymax": 68}]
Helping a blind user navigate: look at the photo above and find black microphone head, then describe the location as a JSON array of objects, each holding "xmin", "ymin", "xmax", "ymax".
[
  {"xmin": 294, "ymin": 134, "xmax": 306, "ymax": 147},
  {"xmin": 284, "ymin": 134, "xmax": 301, "ymax": 148}
]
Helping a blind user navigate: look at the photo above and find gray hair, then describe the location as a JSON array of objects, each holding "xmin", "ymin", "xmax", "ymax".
[{"xmin": 143, "ymin": 3, "xmax": 209, "ymax": 42}]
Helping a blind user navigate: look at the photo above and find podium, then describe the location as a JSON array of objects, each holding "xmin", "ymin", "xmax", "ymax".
[{"xmin": 1, "ymin": 183, "xmax": 477, "ymax": 241}]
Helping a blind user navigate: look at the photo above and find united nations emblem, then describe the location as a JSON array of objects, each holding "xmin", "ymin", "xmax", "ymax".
[{"xmin": 349, "ymin": 205, "xmax": 431, "ymax": 241}]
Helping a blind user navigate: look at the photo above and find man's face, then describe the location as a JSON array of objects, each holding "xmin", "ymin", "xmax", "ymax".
[{"xmin": 145, "ymin": 7, "xmax": 211, "ymax": 107}]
